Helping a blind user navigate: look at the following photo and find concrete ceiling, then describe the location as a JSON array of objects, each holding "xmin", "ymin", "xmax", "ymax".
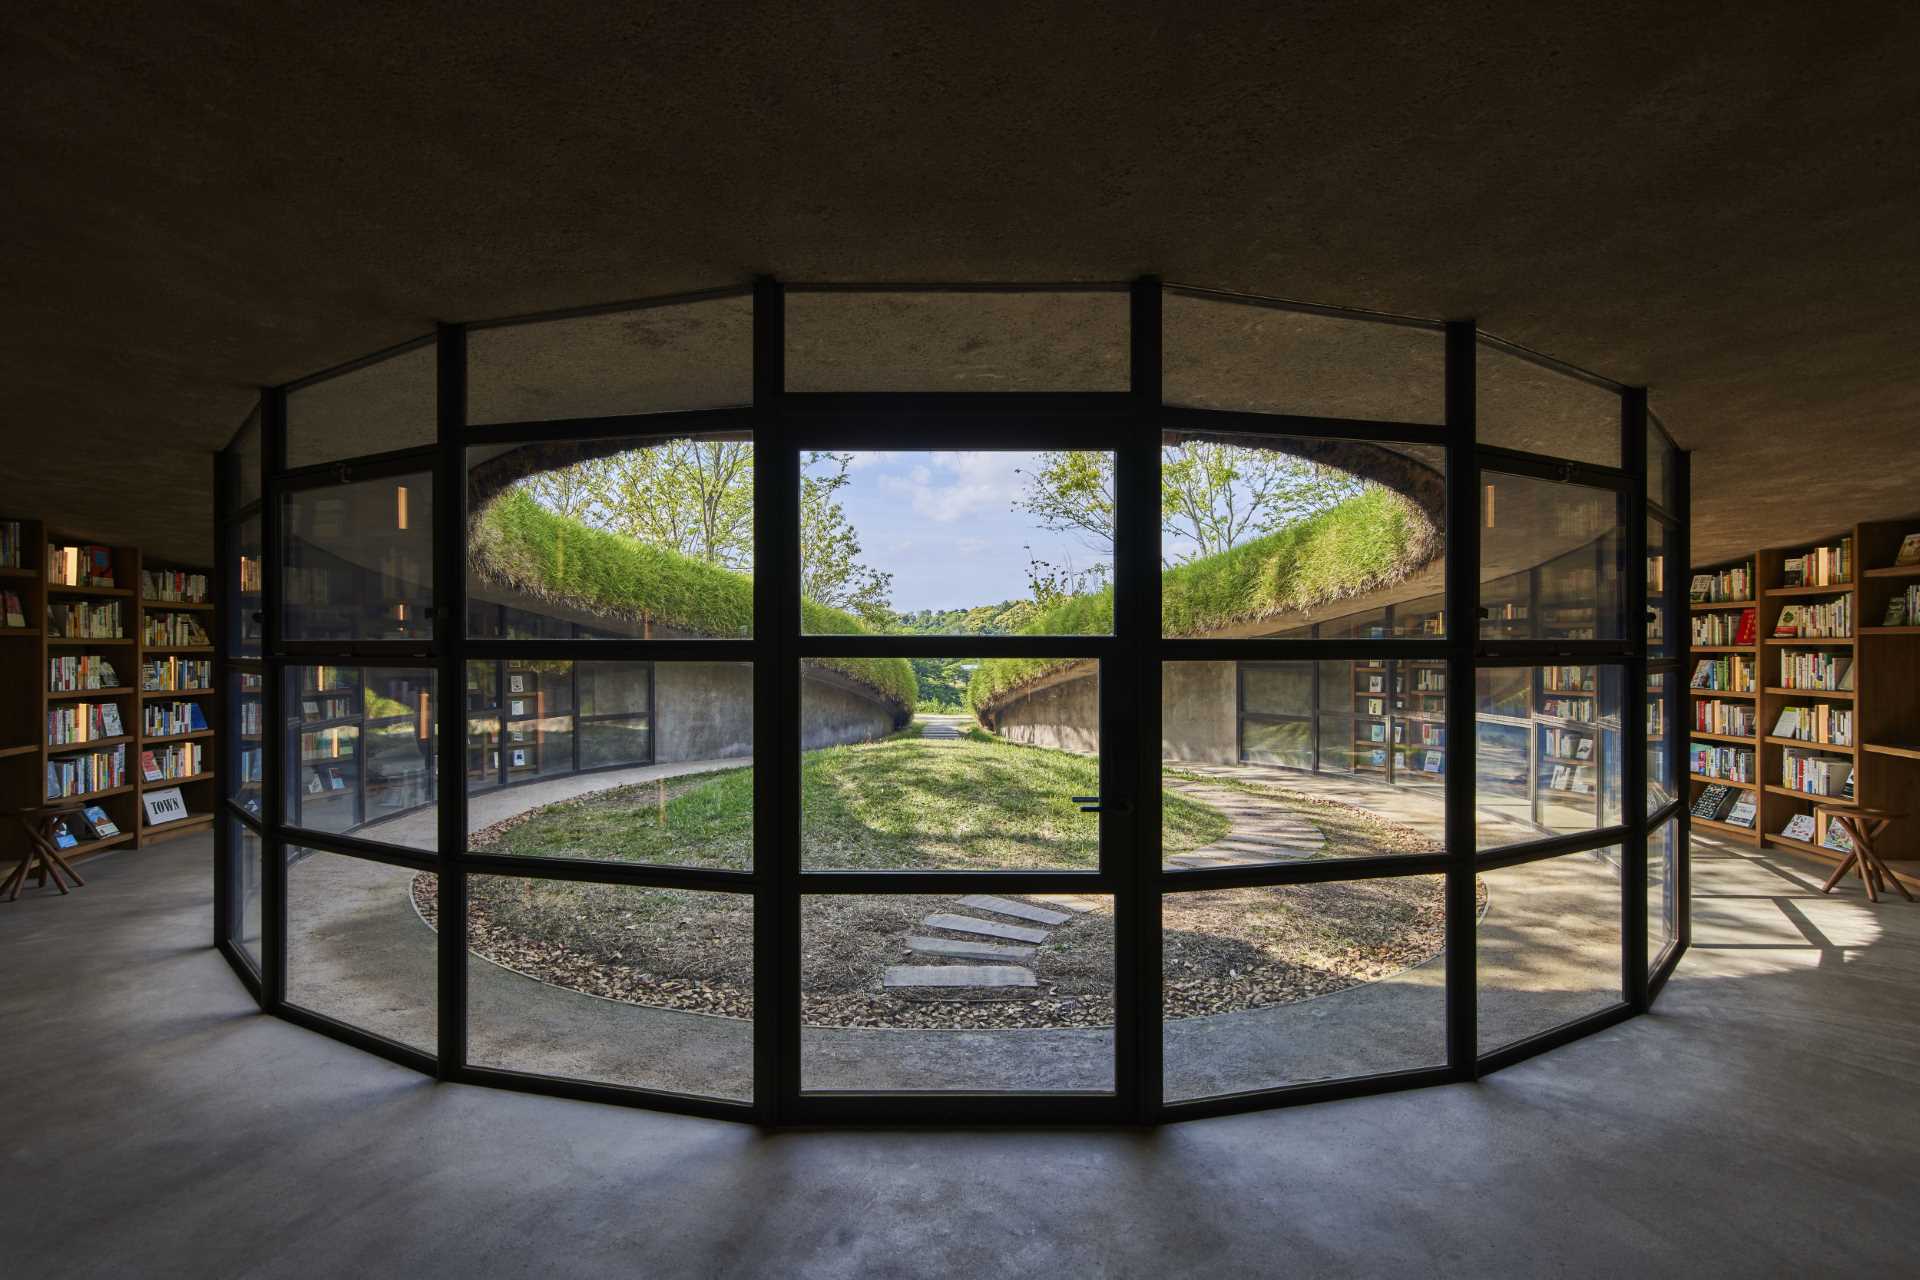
[{"xmin": 5, "ymin": 2, "xmax": 1919, "ymax": 567}]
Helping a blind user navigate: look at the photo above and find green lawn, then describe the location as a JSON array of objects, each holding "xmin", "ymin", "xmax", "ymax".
[{"xmin": 472, "ymin": 730, "xmax": 1230, "ymax": 871}]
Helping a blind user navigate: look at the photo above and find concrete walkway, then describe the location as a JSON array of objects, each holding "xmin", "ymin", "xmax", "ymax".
[
  {"xmin": 916, "ymin": 713, "xmax": 968, "ymax": 743},
  {"xmin": 1164, "ymin": 779, "xmax": 1326, "ymax": 868}
]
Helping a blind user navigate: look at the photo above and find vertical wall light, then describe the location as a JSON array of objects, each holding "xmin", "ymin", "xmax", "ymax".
[{"xmin": 396, "ymin": 484, "xmax": 411, "ymax": 530}]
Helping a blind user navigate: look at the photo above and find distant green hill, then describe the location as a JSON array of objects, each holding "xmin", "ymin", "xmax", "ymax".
[
  {"xmin": 968, "ymin": 486, "xmax": 1435, "ymax": 710},
  {"xmin": 471, "ymin": 488, "xmax": 917, "ymax": 712}
]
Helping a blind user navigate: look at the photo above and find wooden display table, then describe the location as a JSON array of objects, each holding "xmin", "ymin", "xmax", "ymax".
[{"xmin": 2, "ymin": 803, "xmax": 93, "ymax": 901}]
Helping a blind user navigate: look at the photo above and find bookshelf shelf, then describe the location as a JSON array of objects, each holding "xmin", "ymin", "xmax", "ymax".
[
  {"xmin": 1862, "ymin": 741, "xmax": 1920, "ymax": 761},
  {"xmin": 1690, "ymin": 646, "xmax": 1752, "ymax": 654},
  {"xmin": 1763, "ymin": 736, "xmax": 1854, "ymax": 752},
  {"xmin": 0, "ymin": 519, "xmax": 217, "ymax": 882},
  {"xmin": 1686, "ymin": 555, "xmax": 1764, "ymax": 842},
  {"xmin": 1860, "ymin": 625, "xmax": 1920, "ymax": 635},
  {"xmin": 1689, "ymin": 773, "xmax": 1755, "ymax": 789},
  {"xmin": 1765, "ymin": 637, "xmax": 1855, "ymax": 647},
  {"xmin": 1690, "ymin": 730, "xmax": 1752, "ymax": 744},
  {"xmin": 1762, "ymin": 686, "xmax": 1852, "ymax": 699},
  {"xmin": 143, "ymin": 729, "xmax": 214, "ymax": 745},
  {"xmin": 1763, "ymin": 784, "xmax": 1849, "ymax": 801},
  {"xmin": 1765, "ymin": 584, "xmax": 1855, "ymax": 597},
  {"xmin": 1689, "ymin": 687, "xmax": 1755, "ymax": 698},
  {"xmin": 1690, "ymin": 599, "xmax": 1757, "ymax": 611},
  {"xmin": 1693, "ymin": 816, "xmax": 1759, "ymax": 838},
  {"xmin": 1862, "ymin": 564, "xmax": 1920, "ymax": 578}
]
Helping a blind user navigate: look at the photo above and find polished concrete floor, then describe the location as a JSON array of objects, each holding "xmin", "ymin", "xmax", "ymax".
[{"xmin": 2, "ymin": 831, "xmax": 1915, "ymax": 1278}]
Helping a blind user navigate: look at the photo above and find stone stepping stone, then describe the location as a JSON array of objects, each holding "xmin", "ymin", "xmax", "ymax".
[
  {"xmin": 1029, "ymin": 893, "xmax": 1100, "ymax": 914},
  {"xmin": 921, "ymin": 913, "xmax": 1049, "ymax": 944},
  {"xmin": 955, "ymin": 894, "xmax": 1071, "ymax": 926},
  {"xmin": 906, "ymin": 935, "xmax": 1037, "ymax": 962},
  {"xmin": 883, "ymin": 964, "xmax": 1036, "ymax": 989}
]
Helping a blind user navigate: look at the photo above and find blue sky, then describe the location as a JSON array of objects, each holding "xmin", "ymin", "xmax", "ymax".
[{"xmin": 817, "ymin": 451, "xmax": 1112, "ymax": 613}]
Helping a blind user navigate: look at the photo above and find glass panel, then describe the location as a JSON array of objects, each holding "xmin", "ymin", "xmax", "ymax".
[
  {"xmin": 284, "ymin": 471, "xmax": 433, "ymax": 641},
  {"xmin": 1477, "ymin": 665, "xmax": 1626, "ymax": 849},
  {"xmin": 285, "ymin": 341, "xmax": 436, "ymax": 469},
  {"xmin": 1478, "ymin": 847, "xmax": 1625, "ymax": 1053},
  {"xmin": 1163, "ymin": 875, "xmax": 1447, "ymax": 1100},
  {"xmin": 1648, "ymin": 672, "xmax": 1674, "ymax": 813},
  {"xmin": 1651, "ymin": 820, "xmax": 1680, "ymax": 971},
  {"xmin": 1159, "ymin": 432, "xmax": 1447, "ymax": 638},
  {"xmin": 1476, "ymin": 341, "xmax": 1621, "ymax": 468},
  {"xmin": 1648, "ymin": 518, "xmax": 1673, "ymax": 657},
  {"xmin": 1241, "ymin": 662, "xmax": 1311, "ymax": 716},
  {"xmin": 233, "ymin": 405, "xmax": 262, "ymax": 509},
  {"xmin": 465, "ymin": 879, "xmax": 751, "ymax": 1102},
  {"xmin": 785, "ymin": 289, "xmax": 1128, "ymax": 392},
  {"xmin": 231, "ymin": 512, "xmax": 262, "ymax": 657},
  {"xmin": 1163, "ymin": 292, "xmax": 1445, "ymax": 424},
  {"xmin": 1480, "ymin": 471, "xmax": 1625, "ymax": 641},
  {"xmin": 466, "ymin": 434, "xmax": 753, "ymax": 639},
  {"xmin": 1165, "ymin": 663, "xmax": 1446, "ymax": 870},
  {"xmin": 285, "ymin": 848, "xmax": 437, "ymax": 1055},
  {"xmin": 228, "ymin": 815, "xmax": 263, "ymax": 970},
  {"xmin": 806, "ymin": 448, "xmax": 1115, "ymax": 637},
  {"xmin": 285, "ymin": 666, "xmax": 438, "ymax": 853},
  {"xmin": 229, "ymin": 668, "xmax": 264, "ymax": 819},
  {"xmin": 1647, "ymin": 417, "xmax": 1676, "ymax": 511},
  {"xmin": 467, "ymin": 295, "xmax": 752, "ymax": 425},
  {"xmin": 799, "ymin": 892, "xmax": 1114, "ymax": 1093},
  {"xmin": 466, "ymin": 661, "xmax": 746, "ymax": 870},
  {"xmin": 806, "ymin": 657, "xmax": 1073, "ymax": 871}
]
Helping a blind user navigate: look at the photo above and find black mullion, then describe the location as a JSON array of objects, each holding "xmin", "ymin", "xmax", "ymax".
[
  {"xmin": 434, "ymin": 322, "xmax": 468, "ymax": 1078},
  {"xmin": 463, "ymin": 407, "xmax": 751, "ymax": 447},
  {"xmin": 466, "ymin": 283, "xmax": 753, "ymax": 332},
  {"xmin": 782, "ymin": 392, "xmax": 1134, "ymax": 421},
  {"xmin": 453, "ymin": 1065, "xmax": 756, "ymax": 1122},
  {"xmin": 1158, "ymin": 638, "xmax": 1451, "ymax": 662},
  {"xmin": 261, "ymin": 385, "xmax": 288, "ymax": 1012},
  {"xmin": 793, "ymin": 869, "xmax": 1120, "ymax": 896},
  {"xmin": 1443, "ymin": 320, "xmax": 1478, "ymax": 1077},
  {"xmin": 458, "ymin": 852, "xmax": 754, "ymax": 892},
  {"xmin": 1160, "ymin": 849, "xmax": 1452, "ymax": 891},
  {"xmin": 1477, "ymin": 445, "xmax": 1631, "ymax": 492},
  {"xmin": 276, "ymin": 445, "xmax": 441, "ymax": 492},
  {"xmin": 212, "ymin": 446, "xmax": 233, "ymax": 951},
  {"xmin": 754, "ymin": 275, "xmax": 791, "ymax": 1123},
  {"xmin": 1476, "ymin": 825, "xmax": 1636, "ymax": 872},
  {"xmin": 1477, "ymin": 1001, "xmax": 1634, "ymax": 1076},
  {"xmin": 1622, "ymin": 389, "xmax": 1651, "ymax": 1010},
  {"xmin": 1121, "ymin": 275, "xmax": 1159, "ymax": 1120},
  {"xmin": 1671, "ymin": 446, "xmax": 1693, "ymax": 974},
  {"xmin": 271, "ymin": 825, "xmax": 439, "ymax": 873},
  {"xmin": 793, "ymin": 635, "xmax": 1113, "ymax": 660},
  {"xmin": 462, "ymin": 639, "xmax": 752, "ymax": 662}
]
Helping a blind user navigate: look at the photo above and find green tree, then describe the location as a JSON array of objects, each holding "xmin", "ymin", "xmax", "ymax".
[
  {"xmin": 800, "ymin": 451, "xmax": 895, "ymax": 627},
  {"xmin": 518, "ymin": 457, "xmax": 608, "ymax": 523},
  {"xmin": 593, "ymin": 439, "xmax": 755, "ymax": 571}
]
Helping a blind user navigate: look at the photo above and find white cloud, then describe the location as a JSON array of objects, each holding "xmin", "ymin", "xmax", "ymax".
[
  {"xmin": 955, "ymin": 537, "xmax": 988, "ymax": 554},
  {"xmin": 875, "ymin": 451, "xmax": 1037, "ymax": 523}
]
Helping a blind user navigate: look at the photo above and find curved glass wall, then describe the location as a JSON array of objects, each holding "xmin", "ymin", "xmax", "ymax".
[{"xmin": 214, "ymin": 281, "xmax": 1688, "ymax": 1124}]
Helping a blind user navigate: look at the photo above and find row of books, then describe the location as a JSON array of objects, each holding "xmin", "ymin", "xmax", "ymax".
[
  {"xmin": 0, "ymin": 521, "xmax": 24, "ymax": 568},
  {"xmin": 1693, "ymin": 700, "xmax": 1756, "ymax": 736},
  {"xmin": 140, "ymin": 569, "xmax": 209, "ymax": 603},
  {"xmin": 1541, "ymin": 666, "xmax": 1595, "ymax": 692},
  {"xmin": 1778, "ymin": 651, "xmax": 1853, "ymax": 691},
  {"xmin": 1542, "ymin": 728, "xmax": 1595, "ymax": 760},
  {"xmin": 238, "ymin": 556, "xmax": 262, "ymax": 593},
  {"xmin": 1541, "ymin": 697, "xmax": 1595, "ymax": 721},
  {"xmin": 143, "ymin": 701, "xmax": 211, "ymax": 738},
  {"xmin": 1409, "ymin": 667, "xmax": 1446, "ymax": 691},
  {"xmin": 47, "ymin": 744, "xmax": 127, "ymax": 799},
  {"xmin": 141, "ymin": 743, "xmax": 206, "ymax": 781},
  {"xmin": 238, "ymin": 745, "xmax": 264, "ymax": 784},
  {"xmin": 238, "ymin": 700, "xmax": 263, "ymax": 736},
  {"xmin": 1780, "ymin": 750, "xmax": 1853, "ymax": 798},
  {"xmin": 1884, "ymin": 583, "xmax": 1920, "ymax": 627},
  {"xmin": 48, "ymin": 543, "xmax": 115, "ymax": 587},
  {"xmin": 1773, "ymin": 704, "xmax": 1852, "ymax": 746},
  {"xmin": 142, "ymin": 657, "xmax": 212, "ymax": 692},
  {"xmin": 1689, "ymin": 563, "xmax": 1753, "ymax": 603},
  {"xmin": 1776, "ymin": 813, "xmax": 1855, "ymax": 851},
  {"xmin": 1690, "ymin": 743, "xmax": 1755, "ymax": 782},
  {"xmin": 1783, "ymin": 539, "xmax": 1851, "ymax": 587},
  {"xmin": 47, "ymin": 600, "xmax": 122, "ymax": 639},
  {"xmin": 300, "ymin": 694, "xmax": 356, "ymax": 722},
  {"xmin": 1775, "ymin": 597, "xmax": 1850, "ymax": 638},
  {"xmin": 48, "ymin": 702, "xmax": 127, "ymax": 744},
  {"xmin": 1691, "ymin": 608, "xmax": 1756, "ymax": 647},
  {"xmin": 1690, "ymin": 655, "xmax": 1755, "ymax": 692},
  {"xmin": 1545, "ymin": 763, "xmax": 1595, "ymax": 794},
  {"xmin": 2, "ymin": 589, "xmax": 26, "ymax": 628},
  {"xmin": 1691, "ymin": 783, "xmax": 1757, "ymax": 828},
  {"xmin": 50, "ymin": 655, "xmax": 121, "ymax": 691},
  {"xmin": 143, "ymin": 612, "xmax": 210, "ymax": 646}
]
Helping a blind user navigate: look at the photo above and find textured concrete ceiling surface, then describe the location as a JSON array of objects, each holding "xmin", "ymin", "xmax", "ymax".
[{"xmin": 4, "ymin": 2, "xmax": 1919, "ymax": 565}]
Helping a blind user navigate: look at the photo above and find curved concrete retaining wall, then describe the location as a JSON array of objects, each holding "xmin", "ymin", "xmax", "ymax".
[
  {"xmin": 654, "ymin": 662, "xmax": 902, "ymax": 763},
  {"xmin": 980, "ymin": 660, "xmax": 1237, "ymax": 764}
]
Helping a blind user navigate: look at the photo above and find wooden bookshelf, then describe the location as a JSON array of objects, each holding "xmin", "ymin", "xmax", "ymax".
[
  {"xmin": 1684, "ymin": 554, "xmax": 1762, "ymax": 844},
  {"xmin": 1703, "ymin": 518, "xmax": 1920, "ymax": 891},
  {"xmin": 137, "ymin": 560, "xmax": 219, "ymax": 846},
  {"xmin": 1, "ymin": 516, "xmax": 218, "ymax": 884}
]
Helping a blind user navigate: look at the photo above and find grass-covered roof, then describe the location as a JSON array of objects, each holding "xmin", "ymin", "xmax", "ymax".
[
  {"xmin": 471, "ymin": 488, "xmax": 917, "ymax": 711},
  {"xmin": 969, "ymin": 486, "xmax": 1436, "ymax": 710}
]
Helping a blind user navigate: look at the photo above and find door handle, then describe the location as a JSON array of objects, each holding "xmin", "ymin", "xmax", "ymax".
[{"xmin": 1072, "ymin": 795, "xmax": 1130, "ymax": 813}]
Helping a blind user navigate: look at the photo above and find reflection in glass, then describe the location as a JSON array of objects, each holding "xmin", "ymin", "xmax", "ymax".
[
  {"xmin": 1648, "ymin": 518, "xmax": 1672, "ymax": 657},
  {"xmin": 468, "ymin": 295, "xmax": 752, "ymax": 425},
  {"xmin": 1476, "ymin": 666, "xmax": 1625, "ymax": 849},
  {"xmin": 787, "ymin": 289, "xmax": 1128, "ymax": 392},
  {"xmin": 1478, "ymin": 848, "xmax": 1625, "ymax": 1053},
  {"xmin": 1477, "ymin": 341, "xmax": 1621, "ymax": 467},
  {"xmin": 1651, "ymin": 821, "xmax": 1680, "ymax": 971},
  {"xmin": 1480, "ymin": 471, "xmax": 1625, "ymax": 640},
  {"xmin": 285, "ymin": 341, "xmax": 436, "ymax": 468},
  {"xmin": 800, "ymin": 893, "xmax": 1114, "ymax": 1093},
  {"xmin": 1158, "ymin": 433, "xmax": 1446, "ymax": 639},
  {"xmin": 1163, "ymin": 876, "xmax": 1448, "ymax": 1100},
  {"xmin": 285, "ymin": 849, "xmax": 437, "ymax": 1054},
  {"xmin": 284, "ymin": 666, "xmax": 437, "ymax": 853},
  {"xmin": 229, "ymin": 668, "xmax": 264, "ymax": 819},
  {"xmin": 229, "ymin": 816, "xmax": 262, "ymax": 970},
  {"xmin": 284, "ymin": 472, "xmax": 433, "ymax": 641},
  {"xmin": 1648, "ymin": 672, "xmax": 1674, "ymax": 813},
  {"xmin": 232, "ymin": 512, "xmax": 262, "ymax": 657},
  {"xmin": 1164, "ymin": 291, "xmax": 1445, "ymax": 424},
  {"xmin": 465, "ymin": 879, "xmax": 751, "ymax": 1101}
]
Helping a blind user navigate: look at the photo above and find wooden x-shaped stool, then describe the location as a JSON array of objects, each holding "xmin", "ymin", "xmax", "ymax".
[
  {"xmin": 1818, "ymin": 805, "xmax": 1913, "ymax": 905},
  {"xmin": 2, "ymin": 804, "xmax": 91, "ymax": 903}
]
